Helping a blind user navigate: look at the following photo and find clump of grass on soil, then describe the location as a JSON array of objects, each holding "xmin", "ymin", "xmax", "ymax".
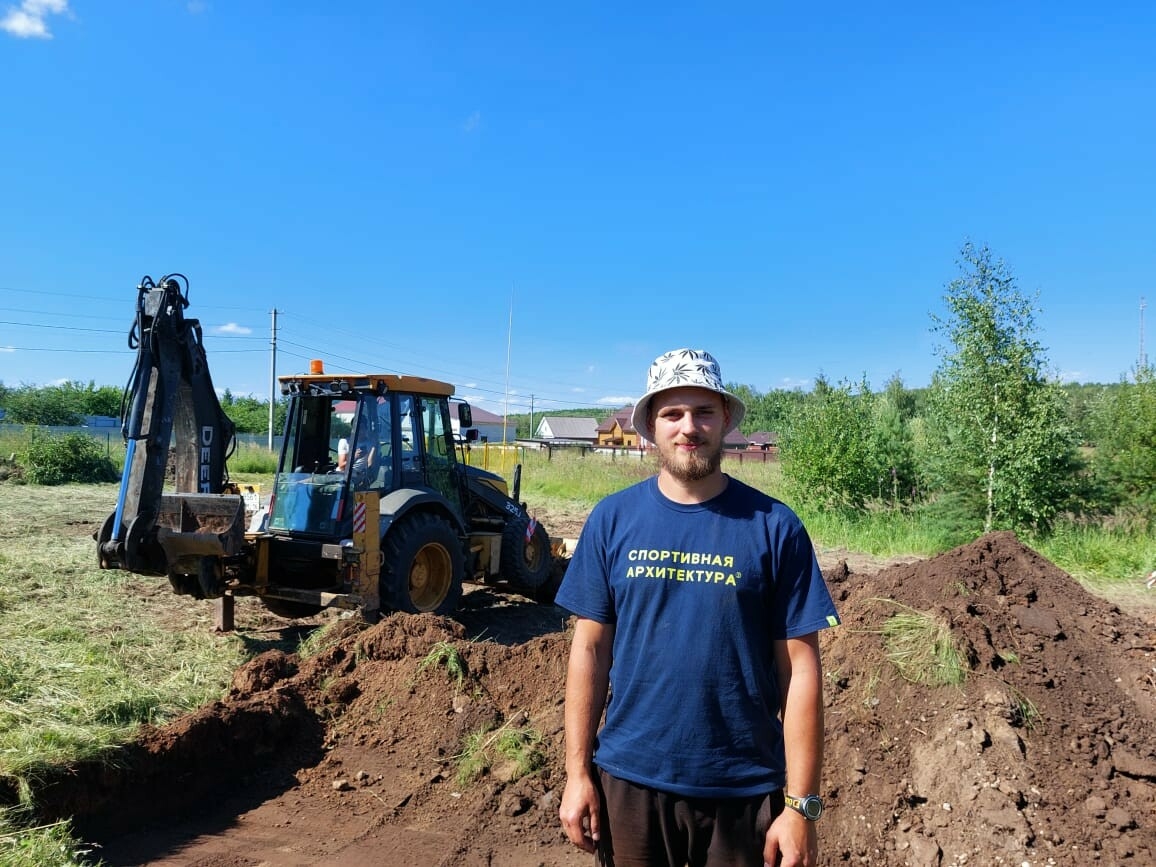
[
  {"xmin": 416, "ymin": 640, "xmax": 468, "ymax": 691},
  {"xmin": 873, "ymin": 599, "xmax": 967, "ymax": 686},
  {"xmin": 454, "ymin": 713, "xmax": 544, "ymax": 787}
]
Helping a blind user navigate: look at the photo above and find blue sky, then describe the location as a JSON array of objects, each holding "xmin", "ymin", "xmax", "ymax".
[{"xmin": 2, "ymin": 2, "xmax": 1153, "ymax": 417}]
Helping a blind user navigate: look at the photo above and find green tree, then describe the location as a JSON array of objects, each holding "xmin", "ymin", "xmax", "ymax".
[
  {"xmin": 1087, "ymin": 365, "xmax": 1156, "ymax": 516},
  {"xmin": 3, "ymin": 385, "xmax": 83, "ymax": 425},
  {"xmin": 872, "ymin": 374, "xmax": 920, "ymax": 504},
  {"xmin": 225, "ymin": 394, "xmax": 270, "ymax": 433},
  {"xmin": 779, "ymin": 375, "xmax": 881, "ymax": 509},
  {"xmin": 213, "ymin": 393, "xmax": 289, "ymax": 436},
  {"xmin": 57, "ymin": 380, "xmax": 123, "ymax": 418},
  {"xmin": 726, "ymin": 383, "xmax": 808, "ymax": 438},
  {"xmin": 923, "ymin": 243, "xmax": 1081, "ymax": 533},
  {"xmin": 726, "ymin": 383, "xmax": 763, "ymax": 434}
]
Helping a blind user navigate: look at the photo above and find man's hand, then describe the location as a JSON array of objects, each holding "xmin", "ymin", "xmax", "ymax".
[
  {"xmin": 763, "ymin": 808, "xmax": 817, "ymax": 867},
  {"xmin": 559, "ymin": 770, "xmax": 601, "ymax": 854}
]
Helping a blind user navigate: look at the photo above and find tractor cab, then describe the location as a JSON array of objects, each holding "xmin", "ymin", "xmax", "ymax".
[{"xmin": 267, "ymin": 363, "xmax": 468, "ymax": 539}]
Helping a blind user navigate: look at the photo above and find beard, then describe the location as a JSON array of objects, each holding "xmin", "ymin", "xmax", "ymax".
[{"xmin": 657, "ymin": 437, "xmax": 723, "ymax": 483}]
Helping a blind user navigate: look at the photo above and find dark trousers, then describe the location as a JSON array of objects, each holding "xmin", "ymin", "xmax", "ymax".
[{"xmin": 595, "ymin": 767, "xmax": 784, "ymax": 867}]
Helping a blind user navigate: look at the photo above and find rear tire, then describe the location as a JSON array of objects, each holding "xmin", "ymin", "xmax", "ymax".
[
  {"xmin": 382, "ymin": 513, "xmax": 464, "ymax": 615},
  {"xmin": 501, "ymin": 516, "xmax": 553, "ymax": 591}
]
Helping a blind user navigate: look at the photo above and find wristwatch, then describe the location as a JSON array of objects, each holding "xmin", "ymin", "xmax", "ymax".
[{"xmin": 784, "ymin": 793, "xmax": 824, "ymax": 821}]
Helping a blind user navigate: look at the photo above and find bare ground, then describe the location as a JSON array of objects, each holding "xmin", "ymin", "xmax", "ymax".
[{"xmin": 12, "ymin": 509, "xmax": 1156, "ymax": 866}]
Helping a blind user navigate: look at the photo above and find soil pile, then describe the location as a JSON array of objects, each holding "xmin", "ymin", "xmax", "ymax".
[
  {"xmin": 24, "ymin": 532, "xmax": 1156, "ymax": 866},
  {"xmin": 821, "ymin": 531, "xmax": 1156, "ymax": 865}
]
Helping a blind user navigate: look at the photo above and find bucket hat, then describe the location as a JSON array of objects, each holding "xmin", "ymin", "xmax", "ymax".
[{"xmin": 630, "ymin": 348, "xmax": 746, "ymax": 438}]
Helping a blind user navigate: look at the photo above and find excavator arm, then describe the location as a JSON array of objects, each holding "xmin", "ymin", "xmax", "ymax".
[{"xmin": 97, "ymin": 275, "xmax": 245, "ymax": 590}]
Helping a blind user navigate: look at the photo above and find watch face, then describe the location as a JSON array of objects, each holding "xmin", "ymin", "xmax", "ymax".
[{"xmin": 801, "ymin": 795, "xmax": 823, "ymax": 820}]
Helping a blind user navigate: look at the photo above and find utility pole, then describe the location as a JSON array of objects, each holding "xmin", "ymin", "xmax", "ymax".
[
  {"xmin": 502, "ymin": 290, "xmax": 513, "ymax": 444},
  {"xmin": 1141, "ymin": 296, "xmax": 1148, "ymax": 370},
  {"xmin": 529, "ymin": 394, "xmax": 535, "ymax": 440},
  {"xmin": 268, "ymin": 308, "xmax": 279, "ymax": 451}
]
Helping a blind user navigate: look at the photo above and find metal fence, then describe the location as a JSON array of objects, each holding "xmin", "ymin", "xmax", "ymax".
[{"xmin": 0, "ymin": 423, "xmax": 282, "ymax": 456}]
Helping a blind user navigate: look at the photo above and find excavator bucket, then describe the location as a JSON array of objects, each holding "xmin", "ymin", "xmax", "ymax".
[{"xmin": 155, "ymin": 493, "xmax": 246, "ymax": 569}]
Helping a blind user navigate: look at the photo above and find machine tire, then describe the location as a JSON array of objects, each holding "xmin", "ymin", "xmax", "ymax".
[
  {"xmin": 382, "ymin": 512, "xmax": 464, "ymax": 615},
  {"xmin": 261, "ymin": 597, "xmax": 324, "ymax": 619},
  {"xmin": 501, "ymin": 515, "xmax": 553, "ymax": 591}
]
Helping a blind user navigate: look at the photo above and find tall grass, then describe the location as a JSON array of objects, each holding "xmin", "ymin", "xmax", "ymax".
[
  {"xmin": 512, "ymin": 448, "xmax": 1153, "ymax": 597},
  {"xmin": 227, "ymin": 442, "xmax": 278, "ymax": 474},
  {"xmin": 1029, "ymin": 522, "xmax": 1156, "ymax": 587},
  {"xmin": 516, "ymin": 448, "xmax": 655, "ymax": 509}
]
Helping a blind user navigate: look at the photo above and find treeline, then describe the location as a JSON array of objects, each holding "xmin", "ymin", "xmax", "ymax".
[
  {"xmin": 3, "ymin": 244, "xmax": 1153, "ymax": 538},
  {"xmin": 0, "ymin": 382, "xmax": 287, "ymax": 435}
]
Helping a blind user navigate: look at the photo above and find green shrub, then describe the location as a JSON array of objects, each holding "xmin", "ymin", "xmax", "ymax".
[{"xmin": 22, "ymin": 433, "xmax": 120, "ymax": 486}]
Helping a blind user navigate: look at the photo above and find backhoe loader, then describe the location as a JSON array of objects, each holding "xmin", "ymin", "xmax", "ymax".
[{"xmin": 96, "ymin": 274, "xmax": 553, "ymax": 626}]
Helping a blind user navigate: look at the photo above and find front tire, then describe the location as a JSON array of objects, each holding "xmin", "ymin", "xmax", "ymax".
[
  {"xmin": 501, "ymin": 515, "xmax": 553, "ymax": 591},
  {"xmin": 382, "ymin": 513, "xmax": 464, "ymax": 615}
]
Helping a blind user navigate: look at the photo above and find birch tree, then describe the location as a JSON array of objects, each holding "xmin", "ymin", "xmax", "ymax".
[{"xmin": 924, "ymin": 243, "xmax": 1080, "ymax": 533}]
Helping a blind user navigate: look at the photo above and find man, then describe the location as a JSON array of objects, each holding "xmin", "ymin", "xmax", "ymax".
[{"xmin": 556, "ymin": 348, "xmax": 840, "ymax": 867}]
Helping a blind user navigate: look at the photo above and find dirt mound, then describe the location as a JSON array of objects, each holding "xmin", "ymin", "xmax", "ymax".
[
  {"xmin": 821, "ymin": 531, "xmax": 1156, "ymax": 865},
  {"xmin": 22, "ymin": 532, "xmax": 1156, "ymax": 865}
]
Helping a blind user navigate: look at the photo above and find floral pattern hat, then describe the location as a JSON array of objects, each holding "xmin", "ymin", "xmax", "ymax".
[{"xmin": 630, "ymin": 348, "xmax": 746, "ymax": 438}]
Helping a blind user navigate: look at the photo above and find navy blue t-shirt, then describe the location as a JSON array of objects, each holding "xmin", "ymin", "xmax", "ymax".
[{"xmin": 555, "ymin": 475, "xmax": 840, "ymax": 799}]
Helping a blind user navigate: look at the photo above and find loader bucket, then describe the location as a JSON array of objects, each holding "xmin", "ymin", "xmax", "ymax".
[{"xmin": 155, "ymin": 493, "xmax": 246, "ymax": 567}]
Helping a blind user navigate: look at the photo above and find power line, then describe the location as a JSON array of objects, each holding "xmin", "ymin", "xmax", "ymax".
[
  {"xmin": 0, "ymin": 288, "xmax": 629, "ymax": 412},
  {"xmin": 0, "ymin": 284, "xmax": 272, "ymax": 314},
  {"xmin": 275, "ymin": 321, "xmax": 613, "ymax": 411},
  {"xmin": 0, "ymin": 319, "xmax": 122, "ymax": 335}
]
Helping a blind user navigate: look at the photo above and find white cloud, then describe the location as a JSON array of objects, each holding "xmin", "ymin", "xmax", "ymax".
[
  {"xmin": 0, "ymin": 346, "xmax": 15, "ymax": 353},
  {"xmin": 213, "ymin": 322, "xmax": 252, "ymax": 336},
  {"xmin": 463, "ymin": 110, "xmax": 481, "ymax": 133},
  {"xmin": 1, "ymin": 0, "xmax": 70, "ymax": 39},
  {"xmin": 597, "ymin": 395, "xmax": 635, "ymax": 406}
]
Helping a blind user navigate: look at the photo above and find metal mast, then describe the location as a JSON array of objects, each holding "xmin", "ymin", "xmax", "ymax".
[
  {"xmin": 268, "ymin": 308, "xmax": 279, "ymax": 450},
  {"xmin": 1141, "ymin": 296, "xmax": 1148, "ymax": 370}
]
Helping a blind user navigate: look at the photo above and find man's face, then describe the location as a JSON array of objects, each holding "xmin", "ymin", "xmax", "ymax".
[{"xmin": 649, "ymin": 387, "xmax": 728, "ymax": 483}]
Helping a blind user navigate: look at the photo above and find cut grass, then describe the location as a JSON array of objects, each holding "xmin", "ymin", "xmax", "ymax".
[
  {"xmin": 454, "ymin": 713, "xmax": 544, "ymax": 786},
  {"xmin": 873, "ymin": 600, "xmax": 968, "ymax": 687},
  {"xmin": 0, "ymin": 810, "xmax": 102, "ymax": 867},
  {"xmin": 0, "ymin": 483, "xmax": 248, "ymax": 806},
  {"xmin": 416, "ymin": 640, "xmax": 468, "ymax": 691}
]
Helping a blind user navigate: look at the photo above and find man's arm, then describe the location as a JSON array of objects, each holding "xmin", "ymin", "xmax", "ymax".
[
  {"xmin": 558, "ymin": 617, "xmax": 614, "ymax": 853},
  {"xmin": 764, "ymin": 632, "xmax": 824, "ymax": 867}
]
